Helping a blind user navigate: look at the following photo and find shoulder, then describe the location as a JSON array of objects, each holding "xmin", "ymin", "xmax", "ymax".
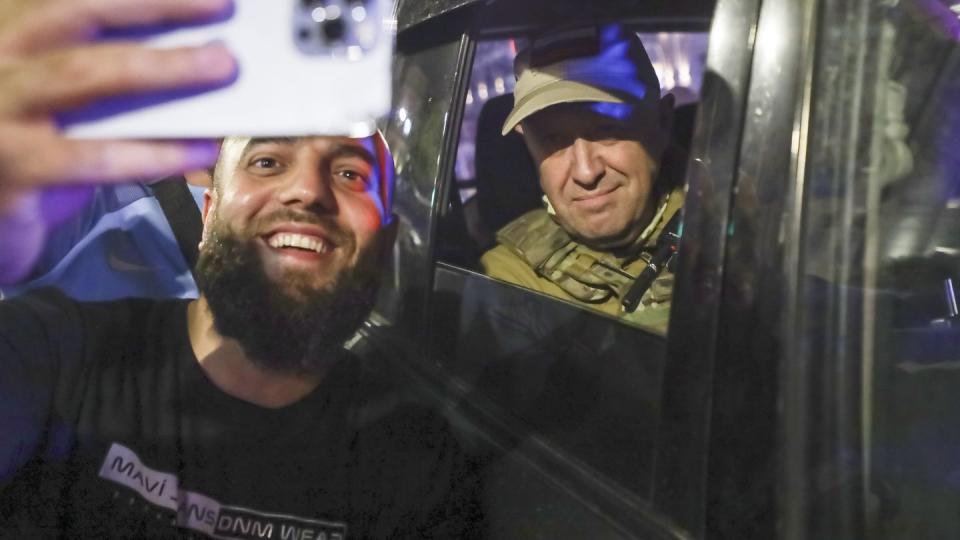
[
  {"xmin": 481, "ymin": 243, "xmax": 546, "ymax": 292},
  {"xmin": 495, "ymin": 208, "xmax": 566, "ymax": 255},
  {"xmin": 481, "ymin": 208, "xmax": 568, "ymax": 292},
  {"xmin": 480, "ymin": 242, "xmax": 524, "ymax": 269},
  {"xmin": 1, "ymin": 286, "xmax": 76, "ymax": 315},
  {"xmin": 0, "ymin": 287, "xmax": 85, "ymax": 347},
  {"xmin": 0, "ymin": 288, "xmax": 183, "ymax": 358}
]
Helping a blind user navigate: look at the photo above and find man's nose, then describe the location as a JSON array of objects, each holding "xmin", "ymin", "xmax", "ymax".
[
  {"xmin": 570, "ymin": 138, "xmax": 604, "ymax": 186},
  {"xmin": 278, "ymin": 166, "xmax": 337, "ymax": 211}
]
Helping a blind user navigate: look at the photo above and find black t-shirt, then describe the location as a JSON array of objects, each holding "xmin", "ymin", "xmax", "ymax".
[{"xmin": 0, "ymin": 289, "xmax": 481, "ymax": 539}]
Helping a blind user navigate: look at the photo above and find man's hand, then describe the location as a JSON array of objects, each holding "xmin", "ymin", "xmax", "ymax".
[{"xmin": 0, "ymin": 0, "xmax": 236, "ymax": 283}]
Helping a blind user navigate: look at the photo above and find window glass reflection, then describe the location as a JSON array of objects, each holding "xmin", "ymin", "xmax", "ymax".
[{"xmin": 801, "ymin": 0, "xmax": 960, "ymax": 536}]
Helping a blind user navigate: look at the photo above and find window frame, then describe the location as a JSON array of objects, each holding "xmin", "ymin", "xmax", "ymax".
[{"xmin": 387, "ymin": 0, "xmax": 801, "ymax": 537}]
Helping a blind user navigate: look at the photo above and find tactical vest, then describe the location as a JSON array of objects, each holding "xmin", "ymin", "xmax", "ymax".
[{"xmin": 496, "ymin": 187, "xmax": 683, "ymax": 313}]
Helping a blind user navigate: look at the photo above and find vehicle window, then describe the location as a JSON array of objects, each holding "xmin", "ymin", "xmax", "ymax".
[
  {"xmin": 378, "ymin": 30, "xmax": 468, "ymax": 324},
  {"xmin": 794, "ymin": 0, "xmax": 960, "ymax": 537},
  {"xmin": 451, "ymin": 33, "xmax": 708, "ymax": 243},
  {"xmin": 425, "ymin": 20, "xmax": 715, "ymax": 537},
  {"xmin": 437, "ymin": 31, "xmax": 708, "ymax": 337}
]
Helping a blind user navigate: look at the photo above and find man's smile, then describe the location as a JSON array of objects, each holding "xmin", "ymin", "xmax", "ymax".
[
  {"xmin": 571, "ymin": 185, "xmax": 622, "ymax": 210},
  {"xmin": 267, "ymin": 232, "xmax": 332, "ymax": 254},
  {"xmin": 258, "ymin": 223, "xmax": 342, "ymax": 267}
]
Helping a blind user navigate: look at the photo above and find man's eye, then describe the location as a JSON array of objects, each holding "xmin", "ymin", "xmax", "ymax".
[
  {"xmin": 253, "ymin": 157, "xmax": 278, "ymax": 169},
  {"xmin": 246, "ymin": 156, "xmax": 285, "ymax": 176},
  {"xmin": 337, "ymin": 169, "xmax": 369, "ymax": 185}
]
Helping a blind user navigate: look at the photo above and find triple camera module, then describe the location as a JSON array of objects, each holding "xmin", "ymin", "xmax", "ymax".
[{"xmin": 295, "ymin": 0, "xmax": 383, "ymax": 58}]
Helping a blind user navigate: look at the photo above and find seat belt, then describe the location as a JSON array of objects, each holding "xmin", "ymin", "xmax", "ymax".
[{"xmin": 150, "ymin": 176, "xmax": 203, "ymax": 278}]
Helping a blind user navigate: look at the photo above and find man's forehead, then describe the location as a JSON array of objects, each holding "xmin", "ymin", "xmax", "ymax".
[
  {"xmin": 215, "ymin": 135, "xmax": 382, "ymax": 191},
  {"xmin": 235, "ymin": 135, "xmax": 375, "ymax": 158},
  {"xmin": 213, "ymin": 133, "xmax": 393, "ymax": 223}
]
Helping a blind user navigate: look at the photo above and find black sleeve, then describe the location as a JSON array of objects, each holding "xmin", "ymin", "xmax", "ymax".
[{"xmin": 0, "ymin": 288, "xmax": 84, "ymax": 485}]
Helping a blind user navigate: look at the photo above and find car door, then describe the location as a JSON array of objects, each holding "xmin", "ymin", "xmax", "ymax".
[
  {"xmin": 372, "ymin": 0, "xmax": 761, "ymax": 538},
  {"xmin": 733, "ymin": 0, "xmax": 960, "ymax": 538}
]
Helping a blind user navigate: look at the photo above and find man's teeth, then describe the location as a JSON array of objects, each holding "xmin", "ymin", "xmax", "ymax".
[{"xmin": 268, "ymin": 233, "xmax": 329, "ymax": 254}]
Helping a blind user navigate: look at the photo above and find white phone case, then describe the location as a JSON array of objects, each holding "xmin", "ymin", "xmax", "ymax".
[{"xmin": 63, "ymin": 0, "xmax": 394, "ymax": 139}]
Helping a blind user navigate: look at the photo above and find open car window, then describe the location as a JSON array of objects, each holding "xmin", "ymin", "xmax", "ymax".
[
  {"xmin": 436, "ymin": 30, "xmax": 709, "ymax": 336},
  {"xmin": 403, "ymin": 7, "xmax": 724, "ymax": 536}
]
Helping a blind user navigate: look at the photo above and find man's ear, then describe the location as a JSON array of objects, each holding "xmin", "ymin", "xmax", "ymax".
[
  {"xmin": 514, "ymin": 124, "xmax": 524, "ymax": 135},
  {"xmin": 199, "ymin": 189, "xmax": 217, "ymax": 250}
]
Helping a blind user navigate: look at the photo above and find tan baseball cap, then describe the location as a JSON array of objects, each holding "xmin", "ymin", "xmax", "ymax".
[{"xmin": 501, "ymin": 24, "xmax": 661, "ymax": 136}]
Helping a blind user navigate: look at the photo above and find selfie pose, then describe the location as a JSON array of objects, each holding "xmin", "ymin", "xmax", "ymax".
[{"xmin": 0, "ymin": 1, "xmax": 480, "ymax": 538}]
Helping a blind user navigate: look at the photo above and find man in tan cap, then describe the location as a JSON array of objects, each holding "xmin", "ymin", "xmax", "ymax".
[{"xmin": 481, "ymin": 23, "xmax": 684, "ymax": 335}]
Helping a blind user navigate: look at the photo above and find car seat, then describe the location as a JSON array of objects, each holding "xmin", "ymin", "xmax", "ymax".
[{"xmin": 474, "ymin": 93, "xmax": 541, "ymax": 246}]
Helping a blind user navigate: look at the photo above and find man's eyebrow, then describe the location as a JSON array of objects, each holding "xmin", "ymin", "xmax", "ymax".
[
  {"xmin": 239, "ymin": 138, "xmax": 376, "ymax": 166},
  {"xmin": 240, "ymin": 136, "xmax": 299, "ymax": 156},
  {"xmin": 328, "ymin": 143, "xmax": 376, "ymax": 166}
]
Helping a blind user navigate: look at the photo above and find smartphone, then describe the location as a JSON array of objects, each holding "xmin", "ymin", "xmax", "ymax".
[{"xmin": 61, "ymin": 0, "xmax": 395, "ymax": 139}]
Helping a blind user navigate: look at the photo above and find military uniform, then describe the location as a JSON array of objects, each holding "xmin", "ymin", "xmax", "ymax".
[{"xmin": 481, "ymin": 187, "xmax": 683, "ymax": 335}]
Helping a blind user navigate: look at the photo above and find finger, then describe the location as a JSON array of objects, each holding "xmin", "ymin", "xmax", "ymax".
[
  {"xmin": 0, "ymin": 42, "xmax": 235, "ymax": 115},
  {"xmin": 0, "ymin": 0, "xmax": 233, "ymax": 54},
  {"xmin": 54, "ymin": 139, "xmax": 221, "ymax": 186},
  {"xmin": 183, "ymin": 169, "xmax": 213, "ymax": 188},
  {"xmin": 0, "ymin": 123, "xmax": 220, "ymax": 187}
]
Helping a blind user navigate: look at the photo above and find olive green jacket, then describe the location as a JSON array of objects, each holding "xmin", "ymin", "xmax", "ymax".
[{"xmin": 481, "ymin": 187, "xmax": 683, "ymax": 335}]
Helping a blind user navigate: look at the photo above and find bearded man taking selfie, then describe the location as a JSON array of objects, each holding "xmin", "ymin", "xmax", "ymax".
[
  {"xmin": 0, "ymin": 1, "xmax": 481, "ymax": 536},
  {"xmin": 0, "ymin": 134, "xmax": 483, "ymax": 539}
]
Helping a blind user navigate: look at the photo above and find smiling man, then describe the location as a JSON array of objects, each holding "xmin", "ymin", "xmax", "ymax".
[
  {"xmin": 481, "ymin": 24, "xmax": 684, "ymax": 334},
  {"xmin": 193, "ymin": 136, "xmax": 394, "ymax": 378},
  {"xmin": 0, "ymin": 134, "xmax": 482, "ymax": 539}
]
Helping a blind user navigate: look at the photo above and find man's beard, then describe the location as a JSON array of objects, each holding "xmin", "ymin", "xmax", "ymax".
[{"xmin": 194, "ymin": 216, "xmax": 384, "ymax": 376}]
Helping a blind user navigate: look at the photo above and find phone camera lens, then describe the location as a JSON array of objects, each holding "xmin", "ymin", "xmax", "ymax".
[{"xmin": 322, "ymin": 18, "xmax": 346, "ymax": 42}]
